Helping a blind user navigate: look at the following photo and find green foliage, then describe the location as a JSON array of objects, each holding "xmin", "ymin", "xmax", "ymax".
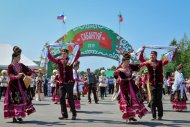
[
  {"xmin": 94, "ymin": 67, "xmax": 105, "ymax": 76},
  {"xmin": 107, "ymin": 66, "xmax": 117, "ymax": 71},
  {"xmin": 164, "ymin": 34, "xmax": 190, "ymax": 78},
  {"xmin": 79, "ymin": 71, "xmax": 86, "ymax": 76}
]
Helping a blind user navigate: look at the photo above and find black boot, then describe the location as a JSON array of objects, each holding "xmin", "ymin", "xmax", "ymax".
[
  {"xmin": 58, "ymin": 114, "xmax": 68, "ymax": 120},
  {"xmin": 72, "ymin": 115, "xmax": 76, "ymax": 120},
  {"xmin": 129, "ymin": 118, "xmax": 137, "ymax": 121},
  {"xmin": 13, "ymin": 117, "xmax": 17, "ymax": 123},
  {"xmin": 17, "ymin": 118, "xmax": 23, "ymax": 123}
]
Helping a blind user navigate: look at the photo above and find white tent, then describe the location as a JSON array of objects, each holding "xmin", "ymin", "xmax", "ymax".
[{"xmin": 0, "ymin": 44, "xmax": 38, "ymax": 69}]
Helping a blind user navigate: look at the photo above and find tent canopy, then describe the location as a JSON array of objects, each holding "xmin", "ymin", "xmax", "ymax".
[
  {"xmin": 0, "ymin": 44, "xmax": 38, "ymax": 69},
  {"xmin": 105, "ymin": 70, "xmax": 114, "ymax": 78}
]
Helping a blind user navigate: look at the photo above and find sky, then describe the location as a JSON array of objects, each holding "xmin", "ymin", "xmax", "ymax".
[{"xmin": 0, "ymin": 0, "xmax": 190, "ymax": 71}]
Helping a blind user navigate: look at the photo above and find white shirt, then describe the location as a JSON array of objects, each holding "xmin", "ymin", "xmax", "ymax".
[
  {"xmin": 0, "ymin": 76, "xmax": 9, "ymax": 87},
  {"xmin": 73, "ymin": 70, "xmax": 83, "ymax": 94},
  {"xmin": 50, "ymin": 75, "xmax": 56, "ymax": 87},
  {"xmin": 172, "ymin": 71, "xmax": 184, "ymax": 91},
  {"xmin": 172, "ymin": 70, "xmax": 185, "ymax": 98},
  {"xmin": 99, "ymin": 75, "xmax": 107, "ymax": 87}
]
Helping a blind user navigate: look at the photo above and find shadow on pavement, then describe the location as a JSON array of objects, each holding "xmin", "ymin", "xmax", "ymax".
[
  {"xmin": 161, "ymin": 119, "xmax": 190, "ymax": 124},
  {"xmin": 78, "ymin": 111, "xmax": 104, "ymax": 114},
  {"xmin": 33, "ymin": 103, "xmax": 50, "ymax": 106},
  {"xmin": 163, "ymin": 109, "xmax": 190, "ymax": 113},
  {"xmin": 71, "ymin": 118, "xmax": 125, "ymax": 124},
  {"xmin": 20, "ymin": 120, "xmax": 66, "ymax": 126},
  {"xmin": 139, "ymin": 121, "xmax": 185, "ymax": 127},
  {"xmin": 99, "ymin": 103, "xmax": 116, "ymax": 105},
  {"xmin": 139, "ymin": 119, "xmax": 190, "ymax": 127}
]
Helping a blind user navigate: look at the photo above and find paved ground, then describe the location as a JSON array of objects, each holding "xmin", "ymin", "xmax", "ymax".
[{"xmin": 0, "ymin": 94, "xmax": 190, "ymax": 127}]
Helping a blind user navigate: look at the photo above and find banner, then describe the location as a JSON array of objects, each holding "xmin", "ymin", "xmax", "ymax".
[{"xmin": 55, "ymin": 24, "xmax": 134, "ymax": 62}]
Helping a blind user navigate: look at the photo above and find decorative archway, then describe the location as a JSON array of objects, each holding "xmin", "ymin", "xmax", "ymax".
[
  {"xmin": 47, "ymin": 24, "xmax": 136, "ymax": 77},
  {"xmin": 55, "ymin": 24, "xmax": 134, "ymax": 61}
]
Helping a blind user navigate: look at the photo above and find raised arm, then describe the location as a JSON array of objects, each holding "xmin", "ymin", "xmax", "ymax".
[
  {"xmin": 162, "ymin": 48, "xmax": 177, "ymax": 66},
  {"xmin": 139, "ymin": 47, "xmax": 146, "ymax": 63},
  {"xmin": 47, "ymin": 47, "xmax": 59, "ymax": 64}
]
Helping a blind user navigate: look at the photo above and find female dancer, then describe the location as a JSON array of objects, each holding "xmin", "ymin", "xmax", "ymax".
[
  {"xmin": 171, "ymin": 64, "xmax": 188, "ymax": 111},
  {"xmin": 4, "ymin": 46, "xmax": 36, "ymax": 123},
  {"xmin": 114, "ymin": 52, "xmax": 148, "ymax": 123}
]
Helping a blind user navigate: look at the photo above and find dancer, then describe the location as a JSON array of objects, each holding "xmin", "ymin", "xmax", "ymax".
[
  {"xmin": 47, "ymin": 45, "xmax": 79, "ymax": 120},
  {"xmin": 139, "ymin": 47, "xmax": 176, "ymax": 120},
  {"xmin": 171, "ymin": 64, "xmax": 188, "ymax": 111},
  {"xmin": 4, "ymin": 46, "xmax": 36, "ymax": 123},
  {"xmin": 114, "ymin": 52, "xmax": 148, "ymax": 123}
]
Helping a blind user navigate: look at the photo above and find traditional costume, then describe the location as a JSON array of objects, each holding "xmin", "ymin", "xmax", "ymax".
[
  {"xmin": 48, "ymin": 47, "xmax": 79, "ymax": 120},
  {"xmin": 171, "ymin": 64, "xmax": 187, "ymax": 111},
  {"xmin": 52, "ymin": 74, "xmax": 60, "ymax": 104},
  {"xmin": 139, "ymin": 46, "xmax": 177, "ymax": 120},
  {"xmin": 4, "ymin": 63, "xmax": 36, "ymax": 119},
  {"xmin": 114, "ymin": 53, "xmax": 148, "ymax": 121}
]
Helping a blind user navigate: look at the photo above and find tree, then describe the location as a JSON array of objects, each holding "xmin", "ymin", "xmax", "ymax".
[
  {"xmin": 111, "ymin": 66, "xmax": 117, "ymax": 70},
  {"xmin": 164, "ymin": 34, "xmax": 190, "ymax": 78},
  {"xmin": 79, "ymin": 71, "xmax": 86, "ymax": 76},
  {"xmin": 94, "ymin": 67, "xmax": 105, "ymax": 76}
]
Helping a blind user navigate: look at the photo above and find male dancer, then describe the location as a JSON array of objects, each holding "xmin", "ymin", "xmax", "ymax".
[
  {"xmin": 47, "ymin": 46, "xmax": 79, "ymax": 120},
  {"xmin": 139, "ymin": 48, "xmax": 176, "ymax": 120}
]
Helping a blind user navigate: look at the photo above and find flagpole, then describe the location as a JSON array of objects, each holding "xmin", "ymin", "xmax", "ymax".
[
  {"xmin": 119, "ymin": 21, "xmax": 120, "ymax": 35},
  {"xmin": 118, "ymin": 21, "xmax": 121, "ymax": 65},
  {"xmin": 118, "ymin": 12, "xmax": 121, "ymax": 65}
]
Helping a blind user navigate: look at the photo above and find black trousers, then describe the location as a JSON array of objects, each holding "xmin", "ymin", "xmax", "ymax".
[
  {"xmin": 109, "ymin": 84, "xmax": 114, "ymax": 94},
  {"xmin": 43, "ymin": 85, "xmax": 48, "ymax": 96},
  {"xmin": 100, "ymin": 87, "xmax": 106, "ymax": 99},
  {"xmin": 150, "ymin": 84, "xmax": 163, "ymax": 118},
  {"xmin": 51, "ymin": 87, "xmax": 56, "ymax": 96},
  {"xmin": 59, "ymin": 83, "xmax": 76, "ymax": 117},
  {"xmin": 30, "ymin": 87, "xmax": 35, "ymax": 98},
  {"xmin": 0, "ymin": 86, "xmax": 7, "ymax": 99},
  {"xmin": 88, "ymin": 84, "xmax": 98, "ymax": 103}
]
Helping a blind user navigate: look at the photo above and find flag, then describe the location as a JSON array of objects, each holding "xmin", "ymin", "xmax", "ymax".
[
  {"xmin": 163, "ymin": 50, "xmax": 176, "ymax": 62},
  {"xmin": 118, "ymin": 14, "xmax": 123, "ymax": 22},
  {"xmin": 57, "ymin": 14, "xmax": 64, "ymax": 20},
  {"xmin": 57, "ymin": 14, "xmax": 67, "ymax": 23}
]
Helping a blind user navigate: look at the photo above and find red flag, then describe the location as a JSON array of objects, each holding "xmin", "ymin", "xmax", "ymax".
[{"xmin": 118, "ymin": 14, "xmax": 123, "ymax": 22}]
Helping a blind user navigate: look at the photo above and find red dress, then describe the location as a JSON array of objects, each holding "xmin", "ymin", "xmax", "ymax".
[
  {"xmin": 52, "ymin": 75, "xmax": 60, "ymax": 103},
  {"xmin": 114, "ymin": 64, "xmax": 148, "ymax": 120},
  {"xmin": 4, "ymin": 63, "xmax": 36, "ymax": 119}
]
